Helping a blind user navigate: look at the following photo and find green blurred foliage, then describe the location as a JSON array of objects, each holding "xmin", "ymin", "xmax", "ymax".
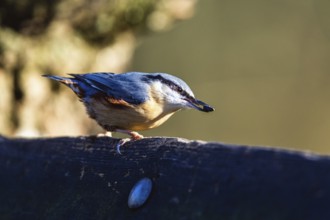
[{"xmin": 0, "ymin": 0, "xmax": 156, "ymax": 43}]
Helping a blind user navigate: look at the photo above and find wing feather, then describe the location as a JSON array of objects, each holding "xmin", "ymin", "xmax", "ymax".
[{"xmin": 69, "ymin": 72, "xmax": 148, "ymax": 105}]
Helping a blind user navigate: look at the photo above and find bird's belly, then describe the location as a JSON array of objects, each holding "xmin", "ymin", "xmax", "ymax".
[{"xmin": 86, "ymin": 98, "xmax": 177, "ymax": 131}]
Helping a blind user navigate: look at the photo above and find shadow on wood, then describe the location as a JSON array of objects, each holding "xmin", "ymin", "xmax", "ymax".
[{"xmin": 0, "ymin": 136, "xmax": 330, "ymax": 220}]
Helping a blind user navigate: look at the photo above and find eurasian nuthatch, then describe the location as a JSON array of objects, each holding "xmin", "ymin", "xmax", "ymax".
[{"xmin": 43, "ymin": 72, "xmax": 214, "ymax": 153}]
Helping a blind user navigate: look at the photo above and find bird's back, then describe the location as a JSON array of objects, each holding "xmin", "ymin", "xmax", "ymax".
[{"xmin": 69, "ymin": 72, "xmax": 150, "ymax": 105}]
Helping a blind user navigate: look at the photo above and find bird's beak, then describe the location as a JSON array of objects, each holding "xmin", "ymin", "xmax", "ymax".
[{"xmin": 186, "ymin": 98, "xmax": 215, "ymax": 112}]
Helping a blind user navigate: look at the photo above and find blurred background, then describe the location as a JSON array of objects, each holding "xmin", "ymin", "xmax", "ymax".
[{"xmin": 1, "ymin": 0, "xmax": 330, "ymax": 154}]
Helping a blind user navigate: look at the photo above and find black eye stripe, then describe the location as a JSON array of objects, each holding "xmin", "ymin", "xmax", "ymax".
[{"xmin": 144, "ymin": 74, "xmax": 193, "ymax": 99}]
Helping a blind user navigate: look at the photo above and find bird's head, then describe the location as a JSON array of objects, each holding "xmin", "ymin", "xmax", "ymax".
[{"xmin": 143, "ymin": 73, "xmax": 214, "ymax": 112}]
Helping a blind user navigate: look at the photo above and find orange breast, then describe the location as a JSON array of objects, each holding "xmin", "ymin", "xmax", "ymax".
[{"xmin": 86, "ymin": 94, "xmax": 179, "ymax": 131}]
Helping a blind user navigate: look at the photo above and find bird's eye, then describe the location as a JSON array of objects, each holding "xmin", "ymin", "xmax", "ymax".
[{"xmin": 177, "ymin": 87, "xmax": 183, "ymax": 92}]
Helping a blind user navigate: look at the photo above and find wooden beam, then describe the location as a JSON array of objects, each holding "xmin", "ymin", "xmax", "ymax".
[{"xmin": 0, "ymin": 136, "xmax": 329, "ymax": 219}]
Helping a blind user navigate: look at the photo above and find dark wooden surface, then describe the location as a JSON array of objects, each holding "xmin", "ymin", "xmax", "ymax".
[{"xmin": 0, "ymin": 135, "xmax": 330, "ymax": 220}]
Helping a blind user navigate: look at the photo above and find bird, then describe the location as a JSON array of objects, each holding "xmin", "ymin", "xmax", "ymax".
[{"xmin": 43, "ymin": 72, "xmax": 214, "ymax": 153}]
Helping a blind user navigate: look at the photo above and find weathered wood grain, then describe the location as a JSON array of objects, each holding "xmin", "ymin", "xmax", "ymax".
[{"xmin": 0, "ymin": 136, "xmax": 329, "ymax": 220}]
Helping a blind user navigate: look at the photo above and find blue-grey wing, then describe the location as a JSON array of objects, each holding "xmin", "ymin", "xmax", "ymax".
[{"xmin": 70, "ymin": 72, "xmax": 148, "ymax": 105}]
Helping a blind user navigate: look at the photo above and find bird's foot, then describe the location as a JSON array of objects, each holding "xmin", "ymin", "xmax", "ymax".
[
  {"xmin": 116, "ymin": 138, "xmax": 130, "ymax": 154},
  {"xmin": 129, "ymin": 131, "xmax": 144, "ymax": 140},
  {"xmin": 115, "ymin": 130, "xmax": 144, "ymax": 154},
  {"xmin": 97, "ymin": 131, "xmax": 112, "ymax": 137}
]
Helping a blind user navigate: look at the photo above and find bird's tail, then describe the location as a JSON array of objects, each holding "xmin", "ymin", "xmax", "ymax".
[
  {"xmin": 42, "ymin": 74, "xmax": 74, "ymax": 85},
  {"xmin": 43, "ymin": 74, "xmax": 82, "ymax": 96}
]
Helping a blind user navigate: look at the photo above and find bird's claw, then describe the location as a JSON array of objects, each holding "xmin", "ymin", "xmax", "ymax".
[
  {"xmin": 113, "ymin": 130, "xmax": 144, "ymax": 154},
  {"xmin": 116, "ymin": 138, "xmax": 131, "ymax": 154}
]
